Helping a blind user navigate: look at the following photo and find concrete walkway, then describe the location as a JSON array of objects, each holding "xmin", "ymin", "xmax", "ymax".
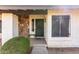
[{"xmin": 31, "ymin": 44, "xmax": 48, "ymax": 54}]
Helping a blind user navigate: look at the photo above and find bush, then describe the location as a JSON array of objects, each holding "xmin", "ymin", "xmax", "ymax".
[{"xmin": 1, "ymin": 36, "xmax": 31, "ymax": 54}]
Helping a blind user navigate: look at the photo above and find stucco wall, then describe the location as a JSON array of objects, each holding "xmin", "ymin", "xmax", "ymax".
[
  {"xmin": 2, "ymin": 13, "xmax": 18, "ymax": 45},
  {"xmin": 13, "ymin": 15, "xmax": 19, "ymax": 37},
  {"xmin": 46, "ymin": 9, "xmax": 79, "ymax": 47}
]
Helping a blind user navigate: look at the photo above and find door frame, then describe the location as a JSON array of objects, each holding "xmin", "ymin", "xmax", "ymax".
[{"xmin": 29, "ymin": 15, "xmax": 46, "ymax": 38}]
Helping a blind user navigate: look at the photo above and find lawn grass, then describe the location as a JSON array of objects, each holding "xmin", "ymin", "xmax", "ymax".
[{"xmin": 0, "ymin": 36, "xmax": 31, "ymax": 54}]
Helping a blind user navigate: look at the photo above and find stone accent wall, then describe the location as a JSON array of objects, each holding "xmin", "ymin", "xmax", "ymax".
[{"xmin": 19, "ymin": 16, "xmax": 29, "ymax": 37}]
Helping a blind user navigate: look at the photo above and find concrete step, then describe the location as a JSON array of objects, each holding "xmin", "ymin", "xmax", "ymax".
[{"xmin": 32, "ymin": 44, "xmax": 47, "ymax": 47}]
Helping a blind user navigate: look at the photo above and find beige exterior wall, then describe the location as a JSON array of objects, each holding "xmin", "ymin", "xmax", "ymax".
[
  {"xmin": 13, "ymin": 15, "xmax": 19, "ymax": 37},
  {"xmin": 2, "ymin": 13, "xmax": 18, "ymax": 45},
  {"xmin": 46, "ymin": 9, "xmax": 79, "ymax": 47}
]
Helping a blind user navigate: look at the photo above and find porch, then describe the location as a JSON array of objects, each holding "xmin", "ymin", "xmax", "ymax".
[{"xmin": 0, "ymin": 9, "xmax": 47, "ymax": 46}]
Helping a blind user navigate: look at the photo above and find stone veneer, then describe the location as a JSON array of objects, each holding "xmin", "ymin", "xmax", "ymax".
[{"xmin": 19, "ymin": 16, "xmax": 29, "ymax": 37}]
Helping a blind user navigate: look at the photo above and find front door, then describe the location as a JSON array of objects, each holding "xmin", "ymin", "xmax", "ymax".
[{"xmin": 35, "ymin": 19, "xmax": 44, "ymax": 37}]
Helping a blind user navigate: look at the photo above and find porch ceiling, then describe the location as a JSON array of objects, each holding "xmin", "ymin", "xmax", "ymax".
[{"xmin": 0, "ymin": 9, "xmax": 47, "ymax": 16}]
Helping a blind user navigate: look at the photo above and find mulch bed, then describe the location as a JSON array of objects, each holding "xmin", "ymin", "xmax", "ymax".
[{"xmin": 47, "ymin": 47, "xmax": 79, "ymax": 54}]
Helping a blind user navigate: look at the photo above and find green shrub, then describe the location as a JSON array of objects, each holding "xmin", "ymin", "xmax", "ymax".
[{"xmin": 1, "ymin": 36, "xmax": 31, "ymax": 54}]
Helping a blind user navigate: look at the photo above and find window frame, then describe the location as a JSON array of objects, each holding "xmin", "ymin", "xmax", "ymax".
[{"xmin": 52, "ymin": 15, "xmax": 70, "ymax": 37}]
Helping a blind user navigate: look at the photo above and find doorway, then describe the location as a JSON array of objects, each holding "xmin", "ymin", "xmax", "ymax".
[{"xmin": 35, "ymin": 19, "xmax": 44, "ymax": 37}]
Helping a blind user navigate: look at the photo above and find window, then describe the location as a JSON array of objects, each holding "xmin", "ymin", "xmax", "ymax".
[
  {"xmin": 32, "ymin": 19, "xmax": 34, "ymax": 31},
  {"xmin": 52, "ymin": 15, "xmax": 70, "ymax": 37}
]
